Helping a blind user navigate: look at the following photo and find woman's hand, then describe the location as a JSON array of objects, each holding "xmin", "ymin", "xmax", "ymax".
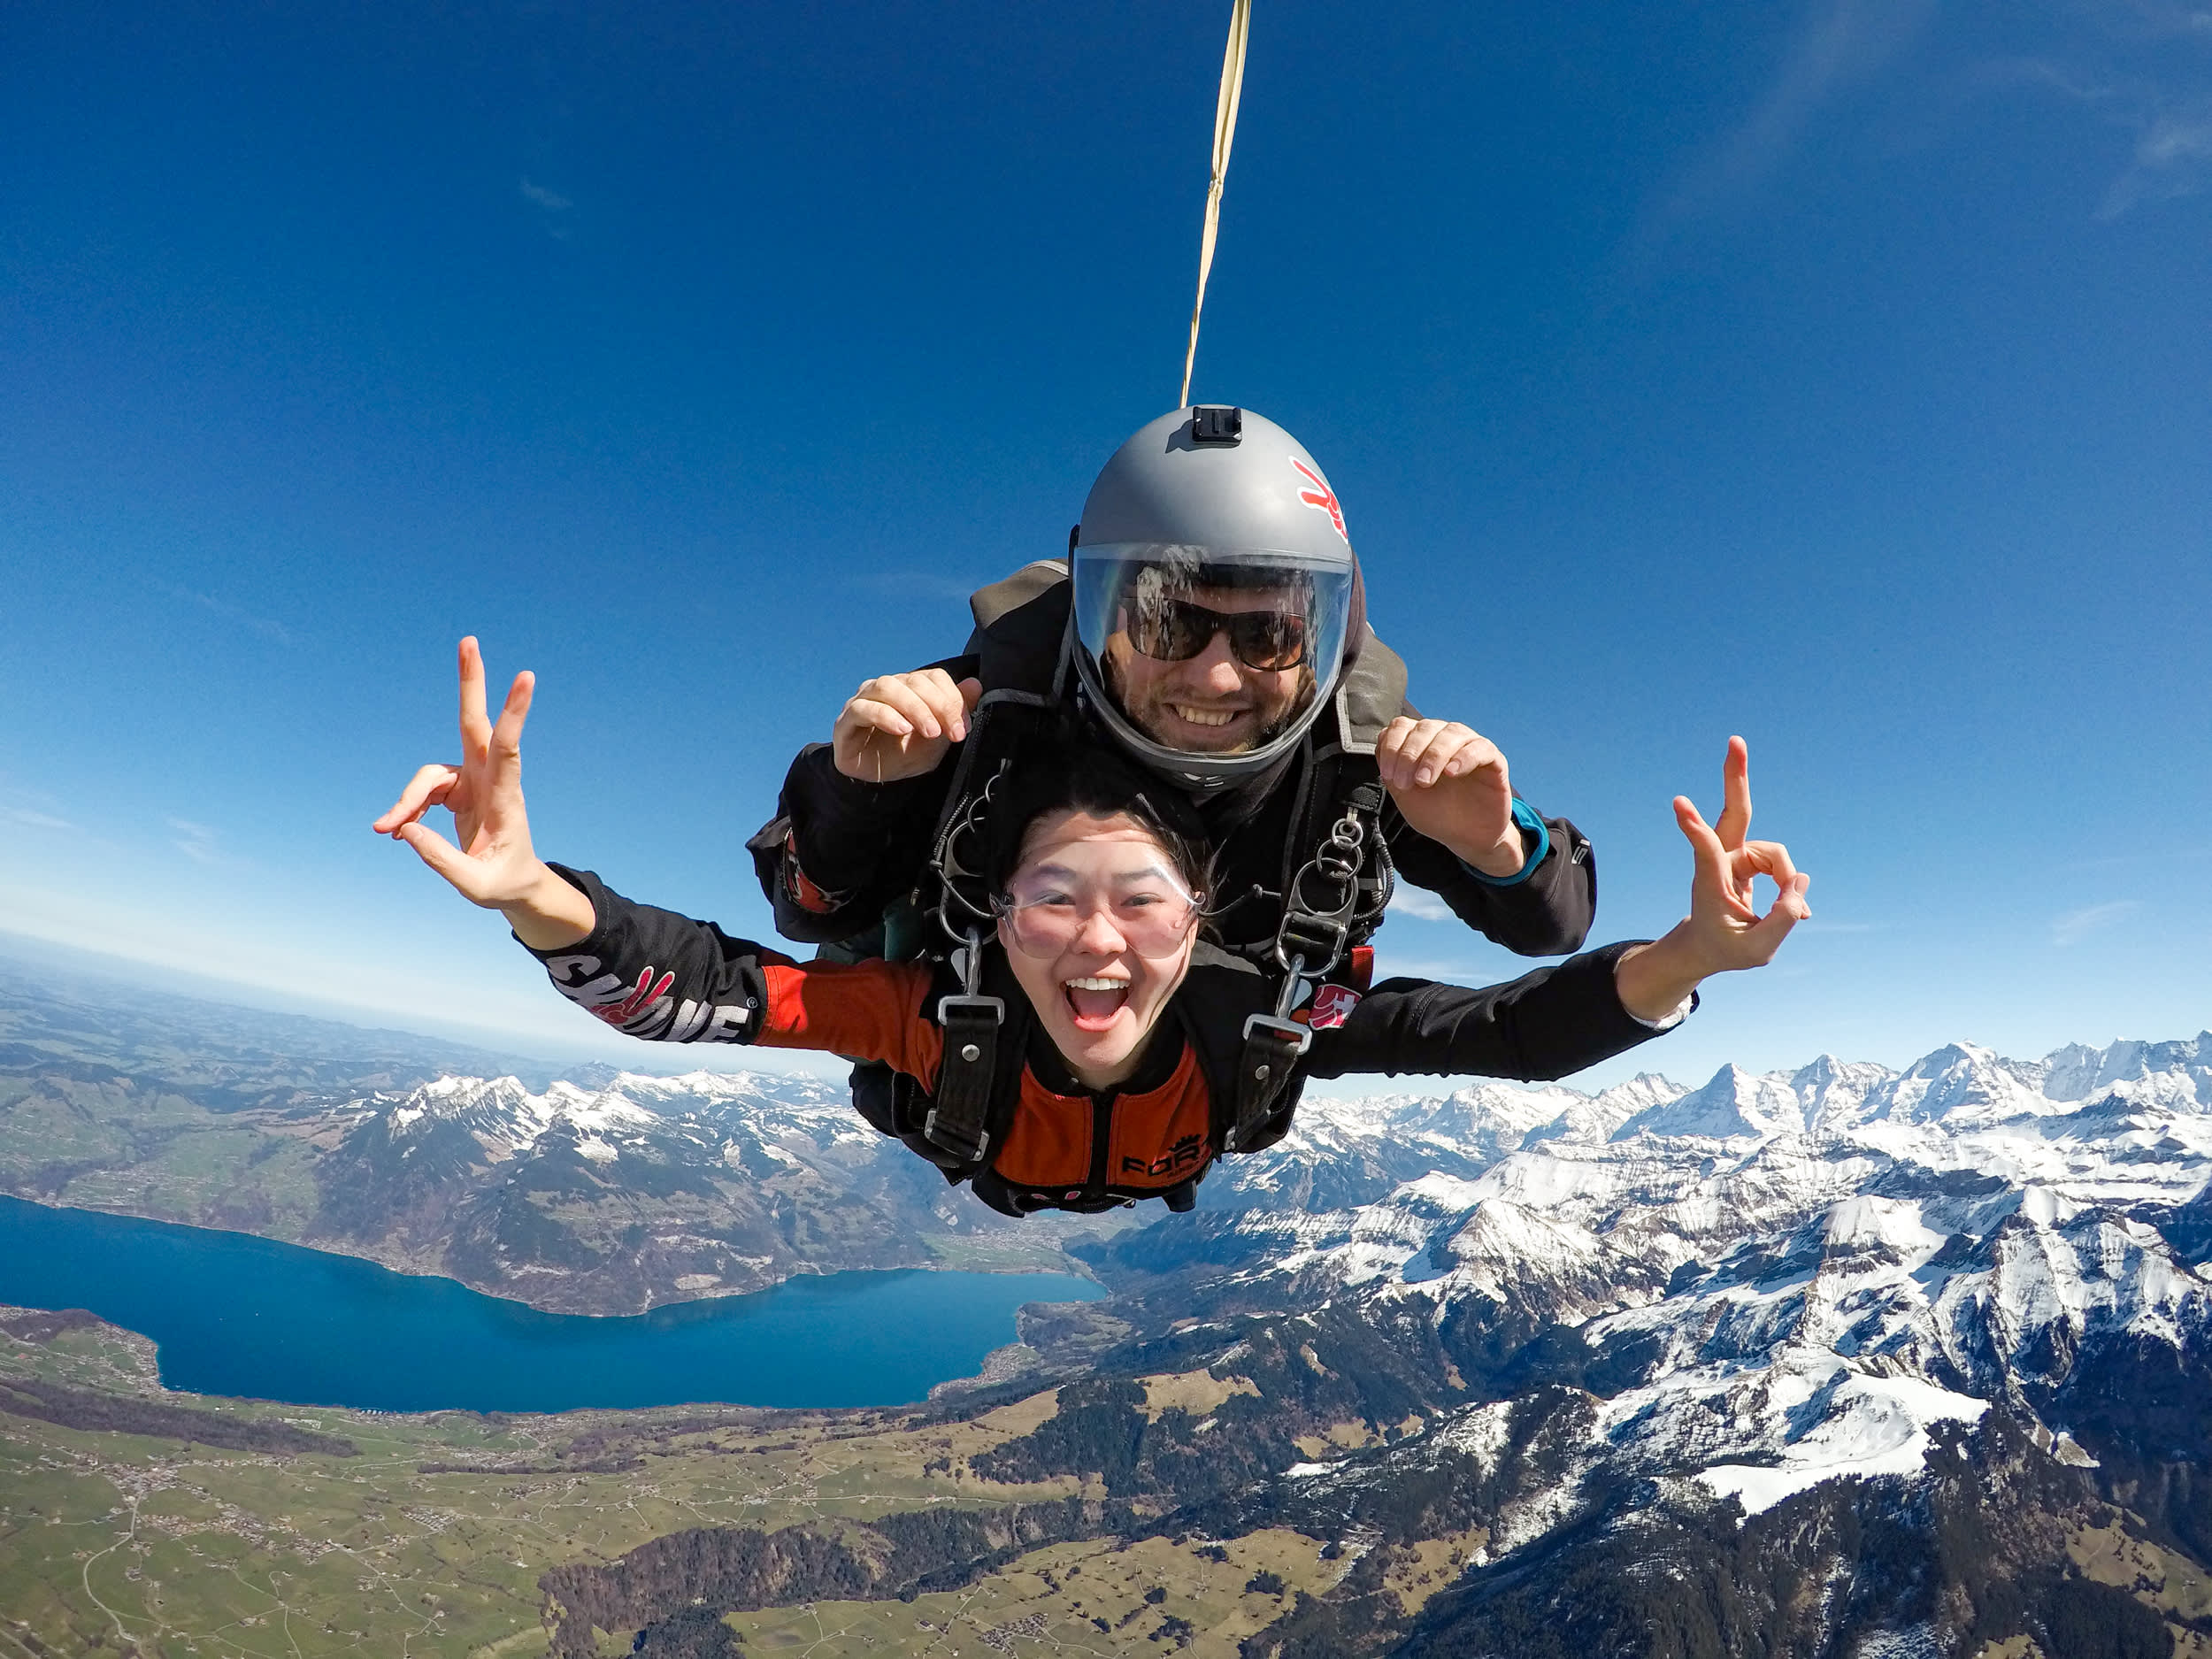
[
  {"xmin": 370, "ymin": 637, "xmax": 595, "ymax": 950},
  {"xmin": 1615, "ymin": 736, "xmax": 1810, "ymax": 1023}
]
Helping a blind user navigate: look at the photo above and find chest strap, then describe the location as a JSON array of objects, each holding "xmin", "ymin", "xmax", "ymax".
[{"xmin": 923, "ymin": 935, "xmax": 1005, "ymax": 1166}]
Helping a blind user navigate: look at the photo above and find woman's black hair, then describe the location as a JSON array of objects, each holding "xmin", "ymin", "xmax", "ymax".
[{"xmin": 983, "ymin": 742, "xmax": 1214, "ymax": 902}]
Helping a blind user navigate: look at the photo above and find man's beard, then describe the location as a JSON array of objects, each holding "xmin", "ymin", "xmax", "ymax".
[{"xmin": 1104, "ymin": 653, "xmax": 1315, "ymax": 757}]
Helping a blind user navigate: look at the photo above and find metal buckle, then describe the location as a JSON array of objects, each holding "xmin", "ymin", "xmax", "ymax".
[
  {"xmin": 1240, "ymin": 1012, "xmax": 1314, "ymax": 1058},
  {"xmin": 923, "ymin": 1108, "xmax": 989, "ymax": 1164},
  {"xmin": 1273, "ymin": 912, "xmax": 1349, "ymax": 973},
  {"xmin": 936, "ymin": 994, "xmax": 1005, "ymax": 1030}
]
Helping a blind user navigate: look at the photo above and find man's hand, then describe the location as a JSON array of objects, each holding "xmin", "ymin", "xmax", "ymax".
[
  {"xmin": 832, "ymin": 669, "xmax": 985, "ymax": 784},
  {"xmin": 1615, "ymin": 736, "xmax": 1811, "ymax": 1022},
  {"xmin": 370, "ymin": 637, "xmax": 595, "ymax": 950},
  {"xmin": 1375, "ymin": 718, "xmax": 1524, "ymax": 878}
]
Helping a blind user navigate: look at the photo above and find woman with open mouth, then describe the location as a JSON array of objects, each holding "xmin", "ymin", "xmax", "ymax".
[{"xmin": 376, "ymin": 641, "xmax": 1809, "ymax": 1217}]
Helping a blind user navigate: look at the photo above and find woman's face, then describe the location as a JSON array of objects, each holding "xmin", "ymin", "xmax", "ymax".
[{"xmin": 995, "ymin": 810, "xmax": 1202, "ymax": 1092}]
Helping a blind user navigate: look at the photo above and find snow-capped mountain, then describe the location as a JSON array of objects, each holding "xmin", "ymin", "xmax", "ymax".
[
  {"xmin": 1174, "ymin": 1033, "xmax": 2212, "ymax": 1506},
  {"xmin": 307, "ymin": 1068, "xmax": 1110, "ymax": 1312},
  {"xmin": 1003, "ymin": 1032, "xmax": 2212, "ymax": 1655}
]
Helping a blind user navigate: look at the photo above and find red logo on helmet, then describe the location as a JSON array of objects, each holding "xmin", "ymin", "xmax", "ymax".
[{"xmin": 1292, "ymin": 459, "xmax": 1347, "ymax": 543}]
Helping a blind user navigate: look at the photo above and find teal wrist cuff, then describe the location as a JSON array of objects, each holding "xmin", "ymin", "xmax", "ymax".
[{"xmin": 1461, "ymin": 799, "xmax": 1549, "ymax": 888}]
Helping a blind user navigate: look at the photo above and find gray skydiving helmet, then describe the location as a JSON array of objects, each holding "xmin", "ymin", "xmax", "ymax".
[{"xmin": 1070, "ymin": 406, "xmax": 1359, "ymax": 789}]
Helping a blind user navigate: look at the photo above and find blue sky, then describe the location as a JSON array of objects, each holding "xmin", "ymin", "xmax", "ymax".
[{"xmin": 2, "ymin": 0, "xmax": 2207, "ymax": 1089}]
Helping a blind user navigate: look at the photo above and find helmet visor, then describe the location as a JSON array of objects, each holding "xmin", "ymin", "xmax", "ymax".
[{"xmin": 1071, "ymin": 543, "xmax": 1354, "ymax": 761}]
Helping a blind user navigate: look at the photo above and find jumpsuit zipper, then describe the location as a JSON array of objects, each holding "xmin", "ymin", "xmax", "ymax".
[{"xmin": 1087, "ymin": 1088, "xmax": 1116, "ymax": 1194}]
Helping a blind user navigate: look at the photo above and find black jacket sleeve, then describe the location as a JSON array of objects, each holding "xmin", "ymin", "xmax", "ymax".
[
  {"xmin": 747, "ymin": 649, "xmax": 980, "ymax": 943},
  {"xmin": 748, "ymin": 741, "xmax": 956, "ymax": 943},
  {"xmin": 1301, "ymin": 941, "xmax": 1685, "ymax": 1083},
  {"xmin": 1382, "ymin": 798, "xmax": 1598, "ymax": 959},
  {"xmin": 522, "ymin": 864, "xmax": 785, "ymax": 1044}
]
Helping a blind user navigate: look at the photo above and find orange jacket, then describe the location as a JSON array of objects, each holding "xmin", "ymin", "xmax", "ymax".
[{"xmin": 531, "ymin": 864, "xmax": 1675, "ymax": 1216}]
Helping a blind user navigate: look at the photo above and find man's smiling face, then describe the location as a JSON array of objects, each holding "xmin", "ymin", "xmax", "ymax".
[{"xmin": 1102, "ymin": 584, "xmax": 1310, "ymax": 756}]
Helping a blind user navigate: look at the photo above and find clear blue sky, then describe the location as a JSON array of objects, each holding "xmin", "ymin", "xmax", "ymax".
[{"xmin": 3, "ymin": 0, "xmax": 2207, "ymax": 1087}]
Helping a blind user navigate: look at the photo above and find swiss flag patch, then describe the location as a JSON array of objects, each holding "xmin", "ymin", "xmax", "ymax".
[{"xmin": 1308, "ymin": 983, "xmax": 1363, "ymax": 1031}]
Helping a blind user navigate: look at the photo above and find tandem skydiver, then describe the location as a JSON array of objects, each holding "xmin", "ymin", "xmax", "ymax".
[
  {"xmin": 373, "ymin": 641, "xmax": 1810, "ymax": 1217},
  {"xmin": 744, "ymin": 406, "xmax": 1618, "ymax": 1133}
]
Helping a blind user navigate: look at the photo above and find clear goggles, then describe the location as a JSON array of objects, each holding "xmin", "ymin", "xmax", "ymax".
[{"xmin": 992, "ymin": 851, "xmax": 1203, "ymax": 961}]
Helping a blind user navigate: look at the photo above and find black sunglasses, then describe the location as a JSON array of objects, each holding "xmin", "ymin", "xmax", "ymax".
[{"xmin": 1124, "ymin": 595, "xmax": 1310, "ymax": 672}]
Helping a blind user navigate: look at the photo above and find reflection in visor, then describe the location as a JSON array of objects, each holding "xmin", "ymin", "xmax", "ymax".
[{"xmin": 1070, "ymin": 544, "xmax": 1354, "ymax": 768}]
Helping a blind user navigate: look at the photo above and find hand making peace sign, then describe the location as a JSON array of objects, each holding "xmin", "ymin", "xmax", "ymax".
[
  {"xmin": 371, "ymin": 638, "xmax": 595, "ymax": 948},
  {"xmin": 1673, "ymin": 734, "xmax": 1809, "ymax": 973}
]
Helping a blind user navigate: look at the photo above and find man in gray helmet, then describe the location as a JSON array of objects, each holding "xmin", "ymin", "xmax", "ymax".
[{"xmin": 749, "ymin": 404, "xmax": 1594, "ymax": 977}]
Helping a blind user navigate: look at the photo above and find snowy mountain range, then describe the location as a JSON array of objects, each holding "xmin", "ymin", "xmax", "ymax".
[
  {"xmin": 310, "ymin": 1027, "xmax": 2212, "ymax": 1539},
  {"xmin": 12, "ymin": 963, "xmax": 2212, "ymax": 1652},
  {"xmin": 1191, "ymin": 1034, "xmax": 2212, "ymax": 1504},
  {"xmin": 502, "ymin": 1028, "xmax": 2212, "ymax": 1655},
  {"xmin": 1017, "ymin": 1033, "xmax": 2212, "ymax": 1654},
  {"xmin": 303, "ymin": 1065, "xmax": 1114, "ymax": 1310}
]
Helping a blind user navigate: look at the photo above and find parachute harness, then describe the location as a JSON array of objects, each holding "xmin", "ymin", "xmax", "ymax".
[
  {"xmin": 914, "ymin": 700, "xmax": 1395, "ymax": 1168},
  {"xmin": 1225, "ymin": 778, "xmax": 1394, "ymax": 1150},
  {"xmin": 922, "ymin": 757, "xmax": 1014, "ymax": 1166}
]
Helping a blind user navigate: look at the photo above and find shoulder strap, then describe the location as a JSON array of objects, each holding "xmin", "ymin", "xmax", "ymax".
[
  {"xmin": 1333, "ymin": 627, "xmax": 1409, "ymax": 752},
  {"xmin": 1178, "ymin": 945, "xmax": 1310, "ymax": 1156},
  {"xmin": 916, "ymin": 946, "xmax": 1031, "ymax": 1171}
]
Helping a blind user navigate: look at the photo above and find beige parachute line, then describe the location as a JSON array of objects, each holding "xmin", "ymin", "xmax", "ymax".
[{"xmin": 1179, "ymin": 0, "xmax": 1252, "ymax": 410}]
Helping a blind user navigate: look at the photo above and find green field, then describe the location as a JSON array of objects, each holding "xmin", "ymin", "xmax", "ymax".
[{"xmin": 0, "ymin": 1308, "xmax": 1371, "ymax": 1657}]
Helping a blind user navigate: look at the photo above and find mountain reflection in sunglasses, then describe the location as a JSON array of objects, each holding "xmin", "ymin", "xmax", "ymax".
[
  {"xmin": 1124, "ymin": 595, "xmax": 1310, "ymax": 672},
  {"xmin": 995, "ymin": 857, "xmax": 1202, "ymax": 960}
]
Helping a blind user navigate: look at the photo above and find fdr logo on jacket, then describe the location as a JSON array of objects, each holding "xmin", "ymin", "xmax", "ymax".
[{"xmin": 1122, "ymin": 1133, "xmax": 1208, "ymax": 1179}]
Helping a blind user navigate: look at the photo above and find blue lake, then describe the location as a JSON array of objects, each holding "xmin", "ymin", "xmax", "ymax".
[{"xmin": 0, "ymin": 1195, "xmax": 1101, "ymax": 1413}]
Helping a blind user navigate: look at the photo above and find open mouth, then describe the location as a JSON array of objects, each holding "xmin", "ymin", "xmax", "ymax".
[
  {"xmin": 1166, "ymin": 703, "xmax": 1245, "ymax": 730},
  {"xmin": 1063, "ymin": 975, "xmax": 1132, "ymax": 1032}
]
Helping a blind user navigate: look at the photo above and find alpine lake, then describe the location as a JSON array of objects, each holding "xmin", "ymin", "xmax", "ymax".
[{"xmin": 0, "ymin": 1194, "xmax": 1101, "ymax": 1412}]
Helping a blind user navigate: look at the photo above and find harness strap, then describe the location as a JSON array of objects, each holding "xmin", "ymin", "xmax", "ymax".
[
  {"xmin": 910, "ymin": 693, "xmax": 1058, "ymax": 1169},
  {"xmin": 925, "ymin": 992, "xmax": 1004, "ymax": 1164},
  {"xmin": 1271, "ymin": 773, "xmax": 1393, "ymax": 982},
  {"xmin": 1225, "ymin": 1012, "xmax": 1310, "ymax": 1153}
]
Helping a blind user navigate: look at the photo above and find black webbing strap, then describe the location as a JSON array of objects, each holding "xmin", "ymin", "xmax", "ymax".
[
  {"xmin": 915, "ymin": 691, "xmax": 1056, "ymax": 1170},
  {"xmin": 924, "ymin": 993, "xmax": 1004, "ymax": 1165},
  {"xmin": 1225, "ymin": 1012, "xmax": 1310, "ymax": 1153}
]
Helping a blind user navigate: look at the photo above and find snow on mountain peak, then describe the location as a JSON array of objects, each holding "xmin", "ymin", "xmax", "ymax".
[
  {"xmin": 2043, "ymin": 1032, "xmax": 2212, "ymax": 1107},
  {"xmin": 1823, "ymin": 1194, "xmax": 1945, "ymax": 1259},
  {"xmin": 1691, "ymin": 1366, "xmax": 1991, "ymax": 1516},
  {"xmin": 354, "ymin": 1066, "xmax": 861, "ymax": 1172},
  {"xmin": 1202, "ymin": 1025, "xmax": 2212, "ymax": 1533},
  {"xmin": 1610, "ymin": 1063, "xmax": 1805, "ymax": 1142}
]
